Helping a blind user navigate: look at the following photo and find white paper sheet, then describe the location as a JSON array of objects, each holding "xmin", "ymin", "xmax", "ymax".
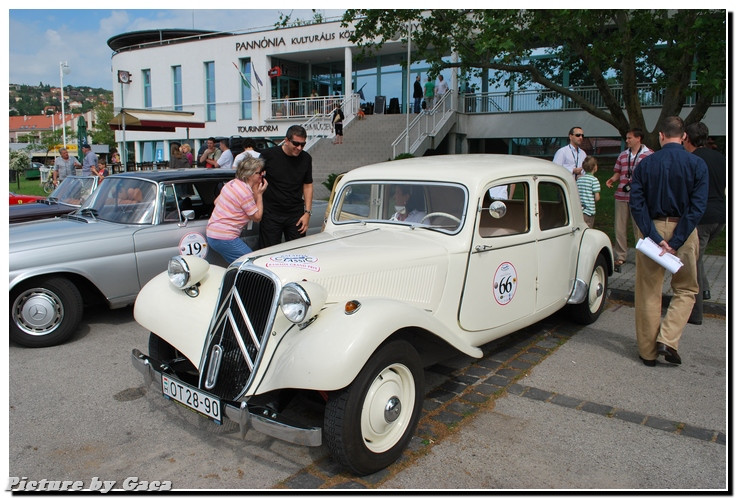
[{"xmin": 635, "ymin": 237, "xmax": 684, "ymax": 274}]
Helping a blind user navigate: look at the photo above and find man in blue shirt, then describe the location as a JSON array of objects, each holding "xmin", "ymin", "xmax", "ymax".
[
  {"xmin": 629, "ymin": 116, "xmax": 708, "ymax": 367},
  {"xmin": 81, "ymin": 143, "xmax": 98, "ymax": 176}
]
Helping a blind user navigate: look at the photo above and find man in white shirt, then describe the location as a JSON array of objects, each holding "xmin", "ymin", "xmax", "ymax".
[
  {"xmin": 215, "ymin": 139, "xmax": 234, "ymax": 169},
  {"xmin": 232, "ymin": 138, "xmax": 261, "ymax": 169},
  {"xmin": 553, "ymin": 126, "xmax": 587, "ymax": 178}
]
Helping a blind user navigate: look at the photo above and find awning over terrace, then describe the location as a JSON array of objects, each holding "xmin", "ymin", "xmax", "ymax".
[{"xmin": 108, "ymin": 109, "xmax": 205, "ymax": 132}]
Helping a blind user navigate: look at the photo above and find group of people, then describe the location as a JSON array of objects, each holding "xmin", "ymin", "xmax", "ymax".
[
  {"xmin": 52, "ymin": 143, "xmax": 110, "ymax": 186},
  {"xmin": 205, "ymin": 125, "xmax": 314, "ymax": 265},
  {"xmin": 412, "ymin": 74, "xmax": 449, "ymax": 113},
  {"xmin": 555, "ymin": 117, "xmax": 725, "ymax": 368}
]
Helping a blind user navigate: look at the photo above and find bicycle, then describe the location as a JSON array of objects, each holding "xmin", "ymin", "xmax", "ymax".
[{"xmin": 42, "ymin": 173, "xmax": 56, "ymax": 194}]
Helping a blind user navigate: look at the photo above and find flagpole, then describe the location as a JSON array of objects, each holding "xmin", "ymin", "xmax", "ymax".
[{"xmin": 233, "ymin": 62, "xmax": 262, "ymax": 121}]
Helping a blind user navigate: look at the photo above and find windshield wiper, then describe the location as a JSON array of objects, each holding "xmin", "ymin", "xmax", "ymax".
[{"xmin": 76, "ymin": 208, "xmax": 98, "ymax": 220}]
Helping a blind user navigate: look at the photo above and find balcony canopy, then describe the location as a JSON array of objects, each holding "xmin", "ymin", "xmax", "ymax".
[{"xmin": 109, "ymin": 109, "xmax": 205, "ymax": 132}]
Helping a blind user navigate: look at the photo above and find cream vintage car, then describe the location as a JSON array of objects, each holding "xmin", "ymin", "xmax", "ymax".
[{"xmin": 131, "ymin": 155, "xmax": 613, "ymax": 475}]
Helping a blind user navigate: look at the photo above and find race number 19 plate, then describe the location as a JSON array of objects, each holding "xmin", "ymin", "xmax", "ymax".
[{"xmin": 162, "ymin": 375, "xmax": 222, "ymax": 423}]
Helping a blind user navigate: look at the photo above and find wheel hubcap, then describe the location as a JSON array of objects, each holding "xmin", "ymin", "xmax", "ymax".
[
  {"xmin": 384, "ymin": 396, "xmax": 402, "ymax": 423},
  {"xmin": 13, "ymin": 288, "xmax": 63, "ymax": 335},
  {"xmin": 361, "ymin": 363, "xmax": 415, "ymax": 453}
]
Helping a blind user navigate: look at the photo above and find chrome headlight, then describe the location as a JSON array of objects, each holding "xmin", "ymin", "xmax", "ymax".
[
  {"xmin": 167, "ymin": 255, "xmax": 210, "ymax": 290},
  {"xmin": 280, "ymin": 283, "xmax": 311, "ymax": 324}
]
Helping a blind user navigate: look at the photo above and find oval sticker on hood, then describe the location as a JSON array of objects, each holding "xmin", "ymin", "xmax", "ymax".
[{"xmin": 266, "ymin": 254, "xmax": 321, "ymax": 272}]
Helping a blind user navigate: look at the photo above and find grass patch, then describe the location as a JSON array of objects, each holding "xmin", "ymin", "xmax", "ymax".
[{"xmin": 10, "ymin": 175, "xmax": 48, "ymax": 197}]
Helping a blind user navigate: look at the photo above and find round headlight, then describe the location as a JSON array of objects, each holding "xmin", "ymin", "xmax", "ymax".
[
  {"xmin": 280, "ymin": 283, "xmax": 311, "ymax": 324},
  {"xmin": 168, "ymin": 256, "xmax": 191, "ymax": 289}
]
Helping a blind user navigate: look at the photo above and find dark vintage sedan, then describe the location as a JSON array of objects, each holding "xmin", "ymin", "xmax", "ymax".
[
  {"xmin": 9, "ymin": 168, "xmax": 327, "ymax": 348},
  {"xmin": 9, "ymin": 176, "xmax": 99, "ymax": 223}
]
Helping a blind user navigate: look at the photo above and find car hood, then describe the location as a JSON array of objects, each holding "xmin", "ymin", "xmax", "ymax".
[
  {"xmin": 10, "ymin": 217, "xmax": 135, "ymax": 256},
  {"xmin": 8, "ymin": 202, "xmax": 75, "ymax": 223},
  {"xmin": 248, "ymin": 226, "xmax": 453, "ymax": 308}
]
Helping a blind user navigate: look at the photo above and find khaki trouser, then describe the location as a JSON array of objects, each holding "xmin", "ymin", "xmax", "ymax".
[
  {"xmin": 613, "ymin": 199, "xmax": 635, "ymax": 262},
  {"xmin": 635, "ymin": 219, "xmax": 699, "ymax": 360}
]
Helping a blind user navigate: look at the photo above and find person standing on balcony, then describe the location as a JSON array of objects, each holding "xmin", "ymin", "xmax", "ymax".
[
  {"xmin": 413, "ymin": 75, "xmax": 423, "ymax": 113},
  {"xmin": 553, "ymin": 127, "xmax": 586, "ymax": 179},
  {"xmin": 605, "ymin": 128, "xmax": 653, "ymax": 272},
  {"xmin": 424, "ymin": 76, "xmax": 435, "ymax": 110},
  {"xmin": 435, "ymin": 74, "xmax": 449, "ymax": 103}
]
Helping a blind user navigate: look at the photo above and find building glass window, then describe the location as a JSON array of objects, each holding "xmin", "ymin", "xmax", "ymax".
[
  {"xmin": 239, "ymin": 58, "xmax": 253, "ymax": 120},
  {"xmin": 142, "ymin": 69, "xmax": 152, "ymax": 109},
  {"xmin": 172, "ymin": 65, "xmax": 182, "ymax": 111},
  {"xmin": 205, "ymin": 61, "xmax": 216, "ymax": 122}
]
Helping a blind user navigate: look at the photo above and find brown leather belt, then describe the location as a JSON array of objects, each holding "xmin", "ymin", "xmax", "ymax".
[{"xmin": 656, "ymin": 217, "xmax": 680, "ymax": 222}]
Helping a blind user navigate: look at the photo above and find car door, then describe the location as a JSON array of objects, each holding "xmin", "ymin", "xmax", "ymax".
[
  {"xmin": 534, "ymin": 177, "xmax": 578, "ymax": 314},
  {"xmin": 459, "ymin": 180, "xmax": 537, "ymax": 331},
  {"xmin": 132, "ymin": 181, "xmax": 227, "ymax": 289}
]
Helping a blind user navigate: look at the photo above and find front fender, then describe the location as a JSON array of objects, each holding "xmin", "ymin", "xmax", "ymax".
[
  {"xmin": 252, "ymin": 298, "xmax": 482, "ymax": 395},
  {"xmin": 574, "ymin": 228, "xmax": 613, "ymax": 284},
  {"xmin": 133, "ymin": 264, "xmax": 227, "ymax": 365}
]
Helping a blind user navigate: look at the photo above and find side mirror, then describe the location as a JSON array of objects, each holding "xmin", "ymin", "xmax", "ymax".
[{"xmin": 489, "ymin": 200, "xmax": 507, "ymax": 219}]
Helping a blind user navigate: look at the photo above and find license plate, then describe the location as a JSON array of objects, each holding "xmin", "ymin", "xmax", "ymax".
[{"xmin": 162, "ymin": 375, "xmax": 222, "ymax": 423}]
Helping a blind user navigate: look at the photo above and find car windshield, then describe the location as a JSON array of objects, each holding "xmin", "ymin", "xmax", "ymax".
[
  {"xmin": 48, "ymin": 176, "xmax": 97, "ymax": 207},
  {"xmin": 332, "ymin": 181, "xmax": 467, "ymax": 234},
  {"xmin": 79, "ymin": 177, "xmax": 158, "ymax": 224}
]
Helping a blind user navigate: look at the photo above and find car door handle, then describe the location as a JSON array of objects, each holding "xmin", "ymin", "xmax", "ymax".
[{"xmin": 474, "ymin": 244, "xmax": 493, "ymax": 253}]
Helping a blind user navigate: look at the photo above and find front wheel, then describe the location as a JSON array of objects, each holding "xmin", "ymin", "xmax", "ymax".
[
  {"xmin": 324, "ymin": 340, "xmax": 424, "ymax": 476},
  {"xmin": 43, "ymin": 180, "xmax": 55, "ymax": 194},
  {"xmin": 10, "ymin": 277, "xmax": 83, "ymax": 347},
  {"xmin": 568, "ymin": 253, "xmax": 608, "ymax": 324}
]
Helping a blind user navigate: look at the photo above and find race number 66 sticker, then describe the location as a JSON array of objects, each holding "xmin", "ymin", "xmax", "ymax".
[
  {"xmin": 179, "ymin": 232, "xmax": 208, "ymax": 259},
  {"xmin": 493, "ymin": 262, "xmax": 517, "ymax": 305}
]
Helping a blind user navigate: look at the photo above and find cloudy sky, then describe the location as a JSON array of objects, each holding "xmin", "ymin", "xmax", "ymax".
[{"xmin": 7, "ymin": 6, "xmax": 346, "ymax": 90}]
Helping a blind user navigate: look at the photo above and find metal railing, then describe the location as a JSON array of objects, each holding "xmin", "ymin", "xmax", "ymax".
[
  {"xmin": 299, "ymin": 93, "xmax": 361, "ymax": 151},
  {"xmin": 462, "ymin": 82, "xmax": 727, "ymax": 115},
  {"xmin": 391, "ymin": 90, "xmax": 454, "ymax": 158}
]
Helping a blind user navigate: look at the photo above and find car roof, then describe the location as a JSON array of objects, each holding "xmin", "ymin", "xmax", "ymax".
[
  {"xmin": 110, "ymin": 168, "xmax": 235, "ymax": 182},
  {"xmin": 341, "ymin": 154, "xmax": 571, "ymax": 188}
]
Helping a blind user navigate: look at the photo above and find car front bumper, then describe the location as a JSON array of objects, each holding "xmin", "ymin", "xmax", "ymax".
[{"xmin": 131, "ymin": 348, "xmax": 322, "ymax": 447}]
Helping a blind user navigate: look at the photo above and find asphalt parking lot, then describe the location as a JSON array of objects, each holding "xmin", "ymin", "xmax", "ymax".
[{"xmin": 6, "ymin": 280, "xmax": 727, "ymax": 491}]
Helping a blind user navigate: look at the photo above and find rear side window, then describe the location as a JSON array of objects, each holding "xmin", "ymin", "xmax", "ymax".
[{"xmin": 538, "ymin": 182, "xmax": 569, "ymax": 230}]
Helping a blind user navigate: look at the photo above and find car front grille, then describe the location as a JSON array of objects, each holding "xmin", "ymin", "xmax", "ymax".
[{"xmin": 198, "ymin": 265, "xmax": 280, "ymax": 400}]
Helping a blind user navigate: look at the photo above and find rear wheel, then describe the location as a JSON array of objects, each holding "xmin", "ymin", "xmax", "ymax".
[
  {"xmin": 10, "ymin": 277, "xmax": 83, "ymax": 347},
  {"xmin": 568, "ymin": 253, "xmax": 608, "ymax": 324},
  {"xmin": 324, "ymin": 340, "xmax": 424, "ymax": 475}
]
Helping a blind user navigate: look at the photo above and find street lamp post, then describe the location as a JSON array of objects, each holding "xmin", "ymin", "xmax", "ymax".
[
  {"xmin": 405, "ymin": 21, "xmax": 412, "ymax": 155},
  {"xmin": 59, "ymin": 61, "xmax": 70, "ymax": 147}
]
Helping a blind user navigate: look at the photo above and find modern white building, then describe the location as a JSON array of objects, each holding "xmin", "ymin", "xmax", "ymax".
[
  {"xmin": 109, "ymin": 19, "xmax": 437, "ymax": 166},
  {"xmin": 108, "ymin": 17, "xmax": 726, "ymax": 179}
]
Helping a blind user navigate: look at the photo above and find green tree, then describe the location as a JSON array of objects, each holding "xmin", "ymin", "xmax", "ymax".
[
  {"xmin": 38, "ymin": 128, "xmax": 65, "ymax": 164},
  {"xmin": 342, "ymin": 9, "xmax": 726, "ymax": 146},
  {"xmin": 9, "ymin": 149, "xmax": 31, "ymax": 190},
  {"xmin": 90, "ymin": 102, "xmax": 116, "ymax": 147}
]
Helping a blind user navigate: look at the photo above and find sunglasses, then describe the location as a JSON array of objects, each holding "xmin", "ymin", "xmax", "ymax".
[
  {"xmin": 573, "ymin": 133, "xmax": 584, "ymax": 137},
  {"xmin": 290, "ymin": 138, "xmax": 307, "ymax": 148}
]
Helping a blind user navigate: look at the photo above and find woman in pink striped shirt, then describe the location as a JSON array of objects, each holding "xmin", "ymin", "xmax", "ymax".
[{"xmin": 206, "ymin": 156, "xmax": 268, "ymax": 264}]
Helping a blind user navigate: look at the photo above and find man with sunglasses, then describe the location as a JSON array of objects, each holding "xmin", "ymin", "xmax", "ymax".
[
  {"xmin": 258, "ymin": 125, "xmax": 314, "ymax": 248},
  {"xmin": 553, "ymin": 126, "xmax": 587, "ymax": 178}
]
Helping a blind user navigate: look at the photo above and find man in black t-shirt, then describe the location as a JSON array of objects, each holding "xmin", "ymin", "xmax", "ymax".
[
  {"xmin": 684, "ymin": 122, "xmax": 726, "ymax": 324},
  {"xmin": 258, "ymin": 125, "xmax": 314, "ymax": 248}
]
